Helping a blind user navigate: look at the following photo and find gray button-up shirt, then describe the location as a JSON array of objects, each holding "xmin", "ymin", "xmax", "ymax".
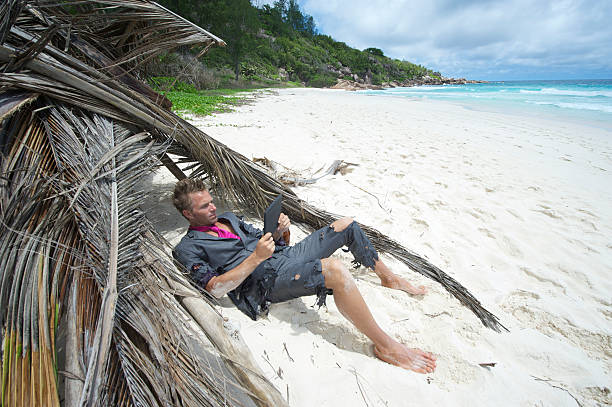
[{"xmin": 173, "ymin": 212, "xmax": 280, "ymax": 319}]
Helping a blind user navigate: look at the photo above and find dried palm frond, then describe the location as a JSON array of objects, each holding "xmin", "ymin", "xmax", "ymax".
[
  {"xmin": 0, "ymin": 0, "xmax": 23, "ymax": 45},
  {"xmin": 2, "ymin": 95, "xmax": 272, "ymax": 406}
]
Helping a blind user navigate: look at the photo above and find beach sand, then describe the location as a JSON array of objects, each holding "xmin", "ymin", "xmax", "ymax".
[{"xmin": 147, "ymin": 88, "xmax": 611, "ymax": 406}]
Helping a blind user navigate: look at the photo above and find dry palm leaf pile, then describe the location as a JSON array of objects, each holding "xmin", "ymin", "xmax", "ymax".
[{"xmin": 0, "ymin": 1, "xmax": 506, "ymax": 406}]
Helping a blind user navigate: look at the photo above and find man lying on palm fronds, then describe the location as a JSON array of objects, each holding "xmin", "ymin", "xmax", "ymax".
[{"xmin": 172, "ymin": 178, "xmax": 436, "ymax": 374}]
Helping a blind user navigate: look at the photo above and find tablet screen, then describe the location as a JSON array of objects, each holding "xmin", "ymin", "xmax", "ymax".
[{"xmin": 263, "ymin": 194, "xmax": 282, "ymax": 235}]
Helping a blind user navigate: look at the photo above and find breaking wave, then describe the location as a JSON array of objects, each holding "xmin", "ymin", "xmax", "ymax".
[{"xmin": 520, "ymin": 88, "xmax": 612, "ymax": 98}]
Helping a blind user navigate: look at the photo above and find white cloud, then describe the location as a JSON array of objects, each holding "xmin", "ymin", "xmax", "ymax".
[{"xmin": 298, "ymin": 0, "xmax": 612, "ymax": 79}]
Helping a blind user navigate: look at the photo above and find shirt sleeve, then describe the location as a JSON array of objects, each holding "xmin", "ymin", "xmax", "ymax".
[
  {"xmin": 173, "ymin": 243, "xmax": 220, "ymax": 291},
  {"xmin": 190, "ymin": 262, "xmax": 219, "ymax": 291}
]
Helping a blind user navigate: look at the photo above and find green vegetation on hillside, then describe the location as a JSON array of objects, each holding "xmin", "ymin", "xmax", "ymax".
[{"xmin": 152, "ymin": 0, "xmax": 438, "ymax": 88}]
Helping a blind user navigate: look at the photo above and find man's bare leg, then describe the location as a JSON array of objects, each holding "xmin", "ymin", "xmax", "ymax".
[
  {"xmin": 329, "ymin": 218, "xmax": 427, "ymax": 296},
  {"xmin": 321, "ymin": 258, "xmax": 436, "ymax": 373}
]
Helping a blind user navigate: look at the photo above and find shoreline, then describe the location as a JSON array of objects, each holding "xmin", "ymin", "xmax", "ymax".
[
  {"xmin": 353, "ymin": 81, "xmax": 612, "ymax": 132},
  {"xmin": 151, "ymin": 88, "xmax": 611, "ymax": 406},
  {"xmin": 330, "ymin": 75, "xmax": 487, "ymax": 91}
]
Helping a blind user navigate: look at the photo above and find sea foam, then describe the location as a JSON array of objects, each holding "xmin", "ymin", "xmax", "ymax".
[{"xmin": 361, "ymin": 79, "xmax": 612, "ymax": 126}]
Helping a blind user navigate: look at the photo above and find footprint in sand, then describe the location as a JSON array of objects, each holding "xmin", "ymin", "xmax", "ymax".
[
  {"xmin": 581, "ymin": 387, "xmax": 612, "ymax": 406},
  {"xmin": 478, "ymin": 227, "xmax": 496, "ymax": 239},
  {"xmin": 520, "ymin": 266, "xmax": 566, "ymax": 294},
  {"xmin": 474, "ymin": 207, "xmax": 495, "ymax": 220},
  {"xmin": 391, "ymin": 190, "xmax": 409, "ymax": 203},
  {"xmin": 502, "ymin": 300, "xmax": 612, "ymax": 361},
  {"xmin": 554, "ymin": 264, "xmax": 594, "ymax": 290},
  {"xmin": 533, "ymin": 203, "xmax": 565, "ymax": 220},
  {"xmin": 427, "ymin": 200, "xmax": 448, "ymax": 210},
  {"xmin": 468, "ymin": 209, "xmax": 482, "ymax": 220},
  {"xmin": 566, "ymin": 237, "xmax": 600, "ymax": 253},
  {"xmin": 577, "ymin": 208, "xmax": 598, "ymax": 218},
  {"xmin": 600, "ymin": 308, "xmax": 612, "ymax": 322},
  {"xmin": 504, "ymin": 289, "xmax": 541, "ymax": 303},
  {"xmin": 506, "ymin": 209, "xmax": 524, "ymax": 220},
  {"xmin": 577, "ymin": 218, "xmax": 599, "ymax": 232},
  {"xmin": 498, "ymin": 235, "xmax": 522, "ymax": 257},
  {"xmin": 410, "ymin": 218, "xmax": 429, "ymax": 235}
]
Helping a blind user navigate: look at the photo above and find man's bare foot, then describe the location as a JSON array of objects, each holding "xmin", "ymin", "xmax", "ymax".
[
  {"xmin": 374, "ymin": 260, "xmax": 427, "ymax": 295},
  {"xmin": 380, "ymin": 276, "xmax": 427, "ymax": 295},
  {"xmin": 374, "ymin": 344, "xmax": 437, "ymax": 373}
]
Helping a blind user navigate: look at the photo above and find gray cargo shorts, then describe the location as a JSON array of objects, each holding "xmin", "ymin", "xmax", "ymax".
[{"xmin": 264, "ymin": 221, "xmax": 378, "ymax": 307}]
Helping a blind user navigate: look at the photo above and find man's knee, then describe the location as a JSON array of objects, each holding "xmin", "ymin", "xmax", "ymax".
[
  {"xmin": 321, "ymin": 258, "xmax": 353, "ymax": 290},
  {"xmin": 330, "ymin": 217, "xmax": 354, "ymax": 233}
]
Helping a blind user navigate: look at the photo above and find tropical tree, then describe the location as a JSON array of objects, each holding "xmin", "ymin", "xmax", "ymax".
[{"xmin": 219, "ymin": 0, "xmax": 260, "ymax": 80}]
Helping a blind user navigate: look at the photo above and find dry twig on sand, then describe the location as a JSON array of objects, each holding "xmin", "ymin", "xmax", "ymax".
[{"xmin": 532, "ymin": 376, "xmax": 583, "ymax": 407}]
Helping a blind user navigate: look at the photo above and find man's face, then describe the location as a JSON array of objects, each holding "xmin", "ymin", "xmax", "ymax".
[{"xmin": 183, "ymin": 190, "xmax": 217, "ymax": 226}]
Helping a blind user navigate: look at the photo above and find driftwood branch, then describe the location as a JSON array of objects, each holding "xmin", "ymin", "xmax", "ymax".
[
  {"xmin": 159, "ymin": 153, "xmax": 187, "ymax": 180},
  {"xmin": 253, "ymin": 157, "xmax": 357, "ymax": 186},
  {"xmin": 168, "ymin": 279, "xmax": 288, "ymax": 407},
  {"xmin": 63, "ymin": 275, "xmax": 83, "ymax": 405}
]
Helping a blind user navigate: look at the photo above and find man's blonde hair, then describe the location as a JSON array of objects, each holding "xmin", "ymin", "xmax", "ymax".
[{"xmin": 173, "ymin": 178, "xmax": 207, "ymax": 214}]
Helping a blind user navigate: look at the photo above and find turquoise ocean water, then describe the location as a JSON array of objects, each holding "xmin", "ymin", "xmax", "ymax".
[{"xmin": 361, "ymin": 79, "xmax": 612, "ymax": 130}]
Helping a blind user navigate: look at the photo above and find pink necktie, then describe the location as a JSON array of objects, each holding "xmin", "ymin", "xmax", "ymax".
[{"xmin": 189, "ymin": 225, "xmax": 241, "ymax": 240}]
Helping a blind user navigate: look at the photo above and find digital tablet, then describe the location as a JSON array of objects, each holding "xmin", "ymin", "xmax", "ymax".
[{"xmin": 263, "ymin": 194, "xmax": 282, "ymax": 235}]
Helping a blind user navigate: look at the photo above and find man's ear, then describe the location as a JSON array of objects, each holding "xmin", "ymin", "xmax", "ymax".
[{"xmin": 182, "ymin": 209, "xmax": 193, "ymax": 221}]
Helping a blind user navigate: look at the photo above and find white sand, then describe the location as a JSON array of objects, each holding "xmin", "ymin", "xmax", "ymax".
[{"xmin": 148, "ymin": 88, "xmax": 611, "ymax": 406}]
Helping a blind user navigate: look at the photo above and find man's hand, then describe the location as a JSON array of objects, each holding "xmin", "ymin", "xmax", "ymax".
[
  {"xmin": 206, "ymin": 233, "xmax": 274, "ymax": 298},
  {"xmin": 254, "ymin": 232, "xmax": 275, "ymax": 261},
  {"xmin": 273, "ymin": 213, "xmax": 291, "ymax": 241}
]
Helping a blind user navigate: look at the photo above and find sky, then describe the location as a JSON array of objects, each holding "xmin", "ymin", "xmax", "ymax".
[{"xmin": 257, "ymin": 0, "xmax": 612, "ymax": 81}]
